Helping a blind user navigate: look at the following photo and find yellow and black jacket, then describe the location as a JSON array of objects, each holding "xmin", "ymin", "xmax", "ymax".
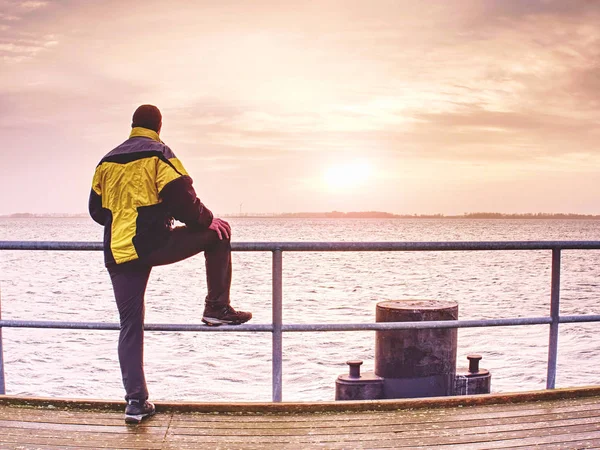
[{"xmin": 89, "ymin": 127, "xmax": 213, "ymax": 266}]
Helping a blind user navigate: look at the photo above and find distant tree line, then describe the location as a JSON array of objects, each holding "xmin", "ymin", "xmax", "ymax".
[
  {"xmin": 460, "ymin": 212, "xmax": 600, "ymax": 219},
  {"xmin": 225, "ymin": 211, "xmax": 600, "ymax": 219}
]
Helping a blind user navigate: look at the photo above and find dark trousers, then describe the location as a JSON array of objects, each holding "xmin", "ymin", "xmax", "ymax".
[{"xmin": 107, "ymin": 227, "xmax": 232, "ymax": 401}]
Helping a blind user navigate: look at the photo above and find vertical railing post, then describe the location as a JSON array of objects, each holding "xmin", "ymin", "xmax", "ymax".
[
  {"xmin": 546, "ymin": 248, "xmax": 561, "ymax": 389},
  {"xmin": 272, "ymin": 249, "xmax": 283, "ymax": 402},
  {"xmin": 0, "ymin": 286, "xmax": 5, "ymax": 394}
]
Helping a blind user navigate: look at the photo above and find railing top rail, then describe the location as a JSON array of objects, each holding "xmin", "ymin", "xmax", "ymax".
[{"xmin": 2, "ymin": 240, "xmax": 600, "ymax": 252}]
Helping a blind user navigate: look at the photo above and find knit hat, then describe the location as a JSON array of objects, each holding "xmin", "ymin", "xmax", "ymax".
[{"xmin": 132, "ymin": 104, "xmax": 162, "ymax": 132}]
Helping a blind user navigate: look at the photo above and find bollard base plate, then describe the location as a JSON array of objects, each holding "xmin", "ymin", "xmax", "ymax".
[{"xmin": 383, "ymin": 374, "xmax": 456, "ymax": 399}]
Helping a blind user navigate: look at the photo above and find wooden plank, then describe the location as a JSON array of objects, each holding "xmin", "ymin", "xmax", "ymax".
[
  {"xmin": 0, "ymin": 408, "xmax": 127, "ymax": 420},
  {"xmin": 0, "ymin": 415, "xmax": 166, "ymax": 427},
  {"xmin": 162, "ymin": 443, "xmax": 271, "ymax": 450},
  {"xmin": 0, "ymin": 430, "xmax": 165, "ymax": 450},
  {"xmin": 500, "ymin": 439, "xmax": 600, "ymax": 450},
  {"xmin": 317, "ymin": 425, "xmax": 600, "ymax": 449},
  {"xmin": 0, "ymin": 438, "xmax": 163, "ymax": 450},
  {"xmin": 165, "ymin": 414, "xmax": 600, "ymax": 440},
  {"xmin": 0, "ymin": 445, "xmax": 94, "ymax": 450},
  {"xmin": 270, "ymin": 431, "xmax": 600, "ymax": 450},
  {"xmin": 162, "ymin": 421, "xmax": 600, "ymax": 445},
  {"xmin": 0, "ymin": 420, "xmax": 168, "ymax": 435},
  {"xmin": 170, "ymin": 405, "xmax": 600, "ymax": 431},
  {"xmin": 170, "ymin": 396, "xmax": 600, "ymax": 423},
  {"xmin": 0, "ymin": 406, "xmax": 170, "ymax": 425},
  {"xmin": 429, "ymin": 430, "xmax": 600, "ymax": 450}
]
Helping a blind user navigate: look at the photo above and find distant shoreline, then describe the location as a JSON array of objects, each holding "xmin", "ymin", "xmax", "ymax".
[{"xmin": 2, "ymin": 212, "xmax": 600, "ymax": 220}]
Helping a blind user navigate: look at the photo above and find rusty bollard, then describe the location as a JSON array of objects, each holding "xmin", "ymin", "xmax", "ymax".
[
  {"xmin": 335, "ymin": 360, "xmax": 384, "ymax": 401},
  {"xmin": 454, "ymin": 354, "xmax": 492, "ymax": 395},
  {"xmin": 375, "ymin": 300, "xmax": 458, "ymax": 398}
]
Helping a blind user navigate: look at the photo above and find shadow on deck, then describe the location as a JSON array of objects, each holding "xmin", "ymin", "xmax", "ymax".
[{"xmin": 1, "ymin": 387, "xmax": 600, "ymax": 449}]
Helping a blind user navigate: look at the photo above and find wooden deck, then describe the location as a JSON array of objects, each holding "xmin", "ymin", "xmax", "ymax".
[{"xmin": 1, "ymin": 388, "xmax": 600, "ymax": 449}]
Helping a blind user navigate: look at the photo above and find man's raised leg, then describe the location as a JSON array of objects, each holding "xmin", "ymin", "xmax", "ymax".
[{"xmin": 143, "ymin": 226, "xmax": 251, "ymax": 325}]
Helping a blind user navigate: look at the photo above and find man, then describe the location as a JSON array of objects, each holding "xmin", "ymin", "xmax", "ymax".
[{"xmin": 89, "ymin": 104, "xmax": 251, "ymax": 424}]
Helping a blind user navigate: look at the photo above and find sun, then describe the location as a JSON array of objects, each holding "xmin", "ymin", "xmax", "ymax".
[{"xmin": 323, "ymin": 160, "xmax": 373, "ymax": 191}]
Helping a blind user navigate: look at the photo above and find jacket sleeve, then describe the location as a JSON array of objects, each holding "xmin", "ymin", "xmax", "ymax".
[
  {"xmin": 156, "ymin": 147, "xmax": 213, "ymax": 228},
  {"xmin": 160, "ymin": 176, "xmax": 214, "ymax": 228},
  {"xmin": 88, "ymin": 166, "xmax": 108, "ymax": 225},
  {"xmin": 156, "ymin": 152, "xmax": 213, "ymax": 228}
]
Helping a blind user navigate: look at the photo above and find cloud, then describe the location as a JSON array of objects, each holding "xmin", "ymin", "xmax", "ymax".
[
  {"xmin": 19, "ymin": 0, "xmax": 47, "ymax": 9},
  {"xmin": 0, "ymin": 40, "xmax": 48, "ymax": 53},
  {"xmin": 0, "ymin": 12, "xmax": 20, "ymax": 21},
  {"xmin": 0, "ymin": 0, "xmax": 49, "ymax": 19},
  {"xmin": 476, "ymin": 0, "xmax": 599, "ymax": 19},
  {"xmin": 0, "ymin": 0, "xmax": 58, "ymax": 61}
]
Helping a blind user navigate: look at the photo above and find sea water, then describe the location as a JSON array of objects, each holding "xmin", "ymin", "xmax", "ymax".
[{"xmin": 0, "ymin": 217, "xmax": 599, "ymax": 401}]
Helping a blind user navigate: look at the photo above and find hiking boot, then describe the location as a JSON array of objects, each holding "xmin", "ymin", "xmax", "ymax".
[
  {"xmin": 202, "ymin": 304, "xmax": 252, "ymax": 326},
  {"xmin": 125, "ymin": 399, "xmax": 156, "ymax": 424}
]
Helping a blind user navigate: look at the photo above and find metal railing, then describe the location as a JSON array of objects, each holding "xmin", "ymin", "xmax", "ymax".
[{"xmin": 1, "ymin": 240, "xmax": 600, "ymax": 401}]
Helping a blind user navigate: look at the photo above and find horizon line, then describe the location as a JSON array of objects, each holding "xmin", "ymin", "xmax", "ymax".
[{"xmin": 2, "ymin": 211, "xmax": 600, "ymax": 219}]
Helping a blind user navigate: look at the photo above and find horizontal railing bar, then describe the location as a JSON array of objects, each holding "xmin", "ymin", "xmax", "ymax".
[
  {"xmin": 5, "ymin": 316, "xmax": 599, "ymax": 332},
  {"xmin": 0, "ymin": 320, "xmax": 272, "ymax": 332},
  {"xmin": 559, "ymin": 314, "xmax": 600, "ymax": 324},
  {"xmin": 2, "ymin": 241, "xmax": 600, "ymax": 252},
  {"xmin": 1, "ymin": 316, "xmax": 598, "ymax": 333},
  {"xmin": 0, "ymin": 241, "xmax": 102, "ymax": 251},
  {"xmin": 282, "ymin": 317, "xmax": 555, "ymax": 331},
  {"xmin": 234, "ymin": 241, "xmax": 600, "ymax": 252}
]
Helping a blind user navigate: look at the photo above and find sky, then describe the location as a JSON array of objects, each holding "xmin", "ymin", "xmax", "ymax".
[{"xmin": 1, "ymin": 0, "xmax": 599, "ymax": 215}]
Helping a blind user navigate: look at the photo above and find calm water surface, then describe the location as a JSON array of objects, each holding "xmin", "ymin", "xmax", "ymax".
[{"xmin": 0, "ymin": 217, "xmax": 599, "ymax": 401}]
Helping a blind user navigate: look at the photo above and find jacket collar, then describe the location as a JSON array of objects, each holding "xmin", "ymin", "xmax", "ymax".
[{"xmin": 129, "ymin": 127, "xmax": 162, "ymax": 143}]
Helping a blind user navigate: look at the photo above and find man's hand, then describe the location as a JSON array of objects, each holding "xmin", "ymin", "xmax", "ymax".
[{"xmin": 208, "ymin": 217, "xmax": 231, "ymax": 240}]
